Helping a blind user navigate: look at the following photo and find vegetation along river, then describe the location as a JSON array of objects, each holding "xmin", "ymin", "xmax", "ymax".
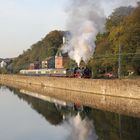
[{"xmin": 0, "ymin": 85, "xmax": 140, "ymax": 140}]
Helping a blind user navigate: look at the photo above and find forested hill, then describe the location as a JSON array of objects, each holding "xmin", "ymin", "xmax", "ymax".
[
  {"xmin": 11, "ymin": 4, "xmax": 140, "ymax": 76},
  {"xmin": 12, "ymin": 30, "xmax": 63, "ymax": 72},
  {"xmin": 88, "ymin": 4, "xmax": 140, "ymax": 76}
]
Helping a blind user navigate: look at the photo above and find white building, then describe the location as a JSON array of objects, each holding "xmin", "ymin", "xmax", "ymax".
[
  {"xmin": 42, "ymin": 59, "xmax": 48, "ymax": 69},
  {"xmin": 0, "ymin": 60, "xmax": 7, "ymax": 68}
]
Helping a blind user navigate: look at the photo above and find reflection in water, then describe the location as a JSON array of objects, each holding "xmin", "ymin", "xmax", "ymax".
[
  {"xmin": 64, "ymin": 113, "xmax": 98, "ymax": 140},
  {"xmin": 1, "ymin": 81, "xmax": 140, "ymax": 118},
  {"xmin": 16, "ymin": 90, "xmax": 64, "ymax": 125},
  {"xmin": 19, "ymin": 90, "xmax": 98, "ymax": 139},
  {"xmin": 0, "ymin": 85, "xmax": 140, "ymax": 140}
]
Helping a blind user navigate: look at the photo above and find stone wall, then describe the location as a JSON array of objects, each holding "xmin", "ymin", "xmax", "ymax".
[{"xmin": 0, "ymin": 74, "xmax": 140, "ymax": 99}]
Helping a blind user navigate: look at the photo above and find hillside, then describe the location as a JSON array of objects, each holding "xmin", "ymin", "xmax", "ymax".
[
  {"xmin": 88, "ymin": 4, "xmax": 140, "ymax": 77},
  {"xmin": 12, "ymin": 30, "xmax": 63, "ymax": 73},
  {"xmin": 7, "ymin": 5, "xmax": 140, "ymax": 77}
]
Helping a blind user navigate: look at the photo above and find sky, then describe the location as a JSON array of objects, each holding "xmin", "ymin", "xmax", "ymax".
[
  {"xmin": 0, "ymin": 0, "xmax": 67, "ymax": 58},
  {"xmin": 0, "ymin": 0, "xmax": 139, "ymax": 58}
]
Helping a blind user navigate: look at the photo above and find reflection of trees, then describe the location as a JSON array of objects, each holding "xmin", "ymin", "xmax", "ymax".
[
  {"xmin": 2, "ymin": 86, "xmax": 140, "ymax": 140},
  {"xmin": 86, "ymin": 109, "xmax": 140, "ymax": 140},
  {"xmin": 12, "ymin": 88, "xmax": 63, "ymax": 125}
]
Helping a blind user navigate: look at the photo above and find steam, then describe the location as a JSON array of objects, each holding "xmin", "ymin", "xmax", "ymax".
[
  {"xmin": 62, "ymin": 0, "xmax": 139, "ymax": 66},
  {"xmin": 62, "ymin": 0, "xmax": 106, "ymax": 66},
  {"xmin": 64, "ymin": 113, "xmax": 98, "ymax": 140}
]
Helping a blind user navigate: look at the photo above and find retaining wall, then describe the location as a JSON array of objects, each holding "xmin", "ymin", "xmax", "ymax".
[{"xmin": 0, "ymin": 74, "xmax": 140, "ymax": 99}]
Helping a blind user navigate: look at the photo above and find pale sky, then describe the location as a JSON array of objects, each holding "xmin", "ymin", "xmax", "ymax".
[
  {"xmin": 0, "ymin": 0, "xmax": 138, "ymax": 58},
  {"xmin": 0, "ymin": 0, "xmax": 67, "ymax": 58}
]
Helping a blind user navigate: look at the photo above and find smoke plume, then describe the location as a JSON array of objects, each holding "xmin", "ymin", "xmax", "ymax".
[
  {"xmin": 62, "ymin": 0, "xmax": 106, "ymax": 66},
  {"xmin": 62, "ymin": 0, "xmax": 139, "ymax": 66},
  {"xmin": 64, "ymin": 113, "xmax": 98, "ymax": 140}
]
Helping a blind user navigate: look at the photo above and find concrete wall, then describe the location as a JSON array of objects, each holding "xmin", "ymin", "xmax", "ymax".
[
  {"xmin": 0, "ymin": 78, "xmax": 140, "ymax": 118},
  {"xmin": 0, "ymin": 74, "xmax": 140, "ymax": 100}
]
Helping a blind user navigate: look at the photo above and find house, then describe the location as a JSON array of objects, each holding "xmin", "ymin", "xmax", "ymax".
[
  {"xmin": 55, "ymin": 51, "xmax": 63, "ymax": 69},
  {"xmin": 42, "ymin": 57, "xmax": 55, "ymax": 69},
  {"xmin": 41, "ymin": 50, "xmax": 68, "ymax": 69},
  {"xmin": 42, "ymin": 59, "xmax": 48, "ymax": 69},
  {"xmin": 55, "ymin": 50, "xmax": 68, "ymax": 69},
  {"xmin": 54, "ymin": 32, "xmax": 70, "ymax": 69},
  {"xmin": 42, "ymin": 33, "xmax": 69, "ymax": 69},
  {"xmin": 29, "ymin": 61, "xmax": 40, "ymax": 69},
  {"xmin": 0, "ymin": 60, "xmax": 7, "ymax": 68}
]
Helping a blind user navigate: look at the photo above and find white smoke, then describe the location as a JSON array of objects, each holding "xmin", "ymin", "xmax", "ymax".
[
  {"xmin": 62, "ymin": 0, "xmax": 139, "ymax": 66},
  {"xmin": 64, "ymin": 113, "xmax": 98, "ymax": 140},
  {"xmin": 62, "ymin": 0, "xmax": 106, "ymax": 66}
]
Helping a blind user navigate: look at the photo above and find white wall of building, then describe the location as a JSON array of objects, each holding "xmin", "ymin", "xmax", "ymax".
[{"xmin": 0, "ymin": 61, "xmax": 7, "ymax": 68}]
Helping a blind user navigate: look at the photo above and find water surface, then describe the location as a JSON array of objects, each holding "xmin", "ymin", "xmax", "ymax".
[{"xmin": 0, "ymin": 86, "xmax": 140, "ymax": 140}]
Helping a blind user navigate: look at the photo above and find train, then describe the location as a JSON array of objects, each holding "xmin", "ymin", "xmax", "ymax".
[{"xmin": 20, "ymin": 67, "xmax": 92, "ymax": 78}]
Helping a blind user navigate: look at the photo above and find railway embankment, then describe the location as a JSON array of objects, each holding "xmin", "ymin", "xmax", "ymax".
[{"xmin": 0, "ymin": 74, "xmax": 140, "ymax": 100}]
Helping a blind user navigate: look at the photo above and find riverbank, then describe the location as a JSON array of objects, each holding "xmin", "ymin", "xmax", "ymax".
[
  {"xmin": 0, "ymin": 75, "xmax": 140, "ymax": 118},
  {"xmin": 0, "ymin": 74, "xmax": 140, "ymax": 99}
]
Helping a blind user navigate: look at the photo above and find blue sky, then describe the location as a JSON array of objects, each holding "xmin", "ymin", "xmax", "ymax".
[{"xmin": 0, "ymin": 0, "xmax": 138, "ymax": 58}]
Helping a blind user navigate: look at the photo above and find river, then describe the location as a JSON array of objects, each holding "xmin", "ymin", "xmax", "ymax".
[{"xmin": 0, "ymin": 86, "xmax": 140, "ymax": 140}]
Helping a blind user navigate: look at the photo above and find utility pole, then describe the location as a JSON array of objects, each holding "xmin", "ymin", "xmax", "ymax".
[{"xmin": 118, "ymin": 44, "xmax": 121, "ymax": 79}]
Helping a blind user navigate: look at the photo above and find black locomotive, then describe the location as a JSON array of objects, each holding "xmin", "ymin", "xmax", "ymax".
[{"xmin": 66, "ymin": 67, "xmax": 91, "ymax": 78}]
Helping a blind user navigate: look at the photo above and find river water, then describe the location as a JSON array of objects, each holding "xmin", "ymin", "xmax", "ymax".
[{"xmin": 0, "ymin": 86, "xmax": 140, "ymax": 140}]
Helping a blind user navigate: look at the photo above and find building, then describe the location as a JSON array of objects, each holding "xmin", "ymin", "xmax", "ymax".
[
  {"xmin": 55, "ymin": 33, "xmax": 70, "ymax": 69},
  {"xmin": 0, "ymin": 60, "xmax": 7, "ymax": 68},
  {"xmin": 42, "ymin": 57, "xmax": 55, "ymax": 69},
  {"xmin": 55, "ymin": 50, "xmax": 68, "ymax": 69},
  {"xmin": 55, "ymin": 50, "xmax": 63, "ymax": 69},
  {"xmin": 42, "ymin": 33, "xmax": 70, "ymax": 69},
  {"xmin": 42, "ymin": 59, "xmax": 48, "ymax": 69},
  {"xmin": 42, "ymin": 52, "xmax": 67, "ymax": 69},
  {"xmin": 29, "ymin": 61, "xmax": 40, "ymax": 70}
]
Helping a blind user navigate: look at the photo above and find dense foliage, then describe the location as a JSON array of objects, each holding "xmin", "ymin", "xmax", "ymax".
[
  {"xmin": 88, "ymin": 5, "xmax": 140, "ymax": 77},
  {"xmin": 12, "ymin": 30, "xmax": 63, "ymax": 73}
]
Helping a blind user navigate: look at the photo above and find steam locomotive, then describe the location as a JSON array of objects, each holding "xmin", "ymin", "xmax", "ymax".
[{"xmin": 20, "ymin": 67, "xmax": 91, "ymax": 78}]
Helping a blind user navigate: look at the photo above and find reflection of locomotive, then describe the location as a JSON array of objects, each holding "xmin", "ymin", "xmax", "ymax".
[{"xmin": 20, "ymin": 67, "xmax": 91, "ymax": 78}]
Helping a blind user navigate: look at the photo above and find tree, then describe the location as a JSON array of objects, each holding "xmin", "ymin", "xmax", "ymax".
[
  {"xmin": 89, "ymin": 5, "xmax": 140, "ymax": 77},
  {"xmin": 12, "ymin": 30, "xmax": 64, "ymax": 73}
]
